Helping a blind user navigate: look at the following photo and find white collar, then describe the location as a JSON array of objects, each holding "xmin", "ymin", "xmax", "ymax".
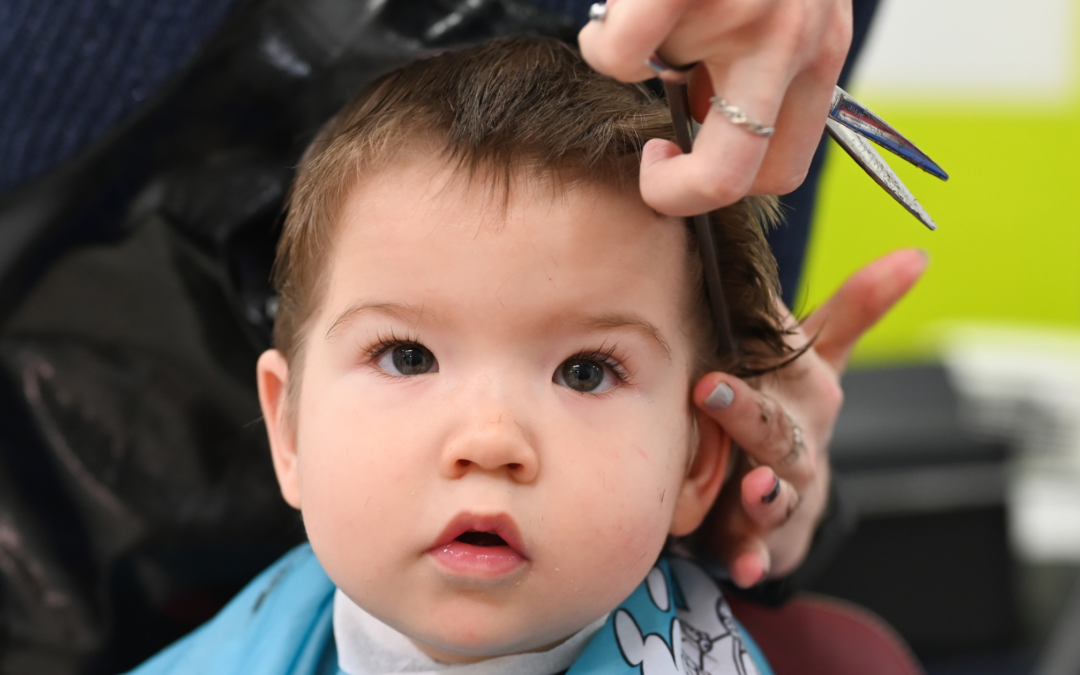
[{"xmin": 333, "ymin": 589, "xmax": 608, "ymax": 675}]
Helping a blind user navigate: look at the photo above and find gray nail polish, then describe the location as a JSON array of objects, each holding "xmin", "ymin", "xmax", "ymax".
[{"xmin": 704, "ymin": 382, "xmax": 734, "ymax": 409}]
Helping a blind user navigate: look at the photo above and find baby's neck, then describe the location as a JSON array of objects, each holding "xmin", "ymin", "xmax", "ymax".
[
  {"xmin": 412, "ymin": 635, "xmax": 568, "ymax": 665},
  {"xmin": 333, "ymin": 589, "xmax": 607, "ymax": 674}
]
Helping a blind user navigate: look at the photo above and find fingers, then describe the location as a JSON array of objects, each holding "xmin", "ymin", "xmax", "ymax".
[
  {"xmin": 578, "ymin": 0, "xmax": 693, "ymax": 82},
  {"xmin": 726, "ymin": 538, "xmax": 771, "ymax": 588},
  {"xmin": 741, "ymin": 465, "xmax": 801, "ymax": 530},
  {"xmin": 748, "ymin": 0, "xmax": 851, "ymax": 194},
  {"xmin": 746, "ymin": 62, "xmax": 839, "ymax": 196},
  {"xmin": 802, "ymin": 249, "xmax": 929, "ymax": 373},
  {"xmin": 696, "ymin": 374, "xmax": 815, "ymax": 489},
  {"xmin": 583, "ymin": 0, "xmax": 855, "ymax": 215},
  {"xmin": 711, "ymin": 467, "xmax": 816, "ymax": 585},
  {"xmin": 635, "ymin": 0, "xmax": 851, "ymax": 214},
  {"xmin": 641, "ymin": 49, "xmax": 789, "ymax": 215}
]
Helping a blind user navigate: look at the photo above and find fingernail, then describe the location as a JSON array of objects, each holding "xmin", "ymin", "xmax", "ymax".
[
  {"xmin": 704, "ymin": 382, "xmax": 734, "ymax": 409},
  {"xmin": 762, "ymin": 475, "xmax": 781, "ymax": 504}
]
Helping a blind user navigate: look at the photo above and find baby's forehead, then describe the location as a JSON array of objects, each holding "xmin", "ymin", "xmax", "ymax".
[
  {"xmin": 324, "ymin": 157, "xmax": 694, "ymax": 325},
  {"xmin": 334, "ymin": 155, "xmax": 665, "ymax": 242}
]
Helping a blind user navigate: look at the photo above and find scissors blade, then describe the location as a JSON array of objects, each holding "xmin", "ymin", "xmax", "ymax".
[
  {"xmin": 826, "ymin": 117, "xmax": 937, "ymax": 231},
  {"xmin": 830, "ymin": 87, "xmax": 949, "ymax": 181}
]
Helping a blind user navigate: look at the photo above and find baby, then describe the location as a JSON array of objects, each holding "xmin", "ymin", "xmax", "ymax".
[{"xmin": 128, "ymin": 36, "xmax": 795, "ymax": 675}]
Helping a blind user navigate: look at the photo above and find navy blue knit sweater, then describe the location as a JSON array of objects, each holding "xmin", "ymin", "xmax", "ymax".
[{"xmin": 0, "ymin": 0, "xmax": 595, "ymax": 194}]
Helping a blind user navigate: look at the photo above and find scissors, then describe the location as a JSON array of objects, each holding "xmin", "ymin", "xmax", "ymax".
[{"xmin": 648, "ymin": 55, "xmax": 948, "ymax": 356}]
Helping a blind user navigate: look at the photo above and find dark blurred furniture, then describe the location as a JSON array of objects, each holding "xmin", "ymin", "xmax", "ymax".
[
  {"xmin": 1032, "ymin": 575, "xmax": 1080, "ymax": 675},
  {"xmin": 729, "ymin": 592, "xmax": 924, "ymax": 675},
  {"xmin": 810, "ymin": 364, "xmax": 1018, "ymax": 662},
  {"xmin": 0, "ymin": 3, "xmax": 576, "ymax": 673}
]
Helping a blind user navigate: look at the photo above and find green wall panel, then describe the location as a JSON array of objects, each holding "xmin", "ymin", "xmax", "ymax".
[{"xmin": 800, "ymin": 104, "xmax": 1080, "ymax": 364}]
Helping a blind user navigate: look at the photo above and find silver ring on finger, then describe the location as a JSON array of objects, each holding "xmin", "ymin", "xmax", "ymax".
[
  {"xmin": 781, "ymin": 413, "xmax": 805, "ymax": 467},
  {"xmin": 709, "ymin": 96, "xmax": 776, "ymax": 137},
  {"xmin": 588, "ymin": 2, "xmax": 608, "ymax": 21}
]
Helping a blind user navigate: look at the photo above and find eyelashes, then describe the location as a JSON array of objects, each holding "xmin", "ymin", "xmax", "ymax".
[
  {"xmin": 565, "ymin": 343, "xmax": 632, "ymax": 385},
  {"xmin": 364, "ymin": 328, "xmax": 422, "ymax": 362},
  {"xmin": 360, "ymin": 330, "xmax": 634, "ymax": 390}
]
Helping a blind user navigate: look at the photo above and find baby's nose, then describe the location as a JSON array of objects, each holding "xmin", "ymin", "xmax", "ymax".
[{"xmin": 441, "ymin": 414, "xmax": 539, "ymax": 483}]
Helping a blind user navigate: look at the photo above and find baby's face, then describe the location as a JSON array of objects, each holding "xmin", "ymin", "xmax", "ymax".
[{"xmin": 258, "ymin": 157, "xmax": 728, "ymax": 662}]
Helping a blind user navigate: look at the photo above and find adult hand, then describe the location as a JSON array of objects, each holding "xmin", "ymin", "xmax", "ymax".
[
  {"xmin": 578, "ymin": 0, "xmax": 853, "ymax": 216},
  {"xmin": 693, "ymin": 248, "xmax": 928, "ymax": 587}
]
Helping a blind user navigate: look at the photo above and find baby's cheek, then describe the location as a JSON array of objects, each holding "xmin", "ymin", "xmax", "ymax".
[
  {"xmin": 297, "ymin": 427, "xmax": 425, "ymax": 569},
  {"xmin": 581, "ymin": 490, "xmax": 673, "ymax": 577}
]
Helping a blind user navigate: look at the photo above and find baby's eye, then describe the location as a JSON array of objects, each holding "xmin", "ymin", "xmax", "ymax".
[
  {"xmin": 554, "ymin": 357, "xmax": 618, "ymax": 394},
  {"xmin": 376, "ymin": 343, "xmax": 438, "ymax": 376}
]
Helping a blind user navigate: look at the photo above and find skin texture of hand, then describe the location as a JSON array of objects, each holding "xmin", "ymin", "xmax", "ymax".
[
  {"xmin": 579, "ymin": 0, "xmax": 853, "ymax": 216},
  {"xmin": 693, "ymin": 248, "xmax": 929, "ymax": 588}
]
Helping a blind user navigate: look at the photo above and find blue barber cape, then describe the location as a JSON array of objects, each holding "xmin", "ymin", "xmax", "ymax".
[{"xmin": 126, "ymin": 545, "xmax": 772, "ymax": 675}]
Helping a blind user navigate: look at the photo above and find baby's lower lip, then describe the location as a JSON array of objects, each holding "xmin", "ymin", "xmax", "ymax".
[{"xmin": 428, "ymin": 541, "xmax": 526, "ymax": 578}]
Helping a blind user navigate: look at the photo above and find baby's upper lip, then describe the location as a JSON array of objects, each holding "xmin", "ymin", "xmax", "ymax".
[{"xmin": 430, "ymin": 512, "xmax": 529, "ymax": 559}]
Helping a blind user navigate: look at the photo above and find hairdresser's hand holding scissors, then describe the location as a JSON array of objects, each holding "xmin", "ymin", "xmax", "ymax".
[{"xmin": 579, "ymin": 0, "xmax": 852, "ymax": 216}]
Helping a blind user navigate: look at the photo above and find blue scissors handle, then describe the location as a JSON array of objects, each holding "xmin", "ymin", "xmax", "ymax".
[
  {"xmin": 826, "ymin": 87, "xmax": 947, "ymax": 231},
  {"xmin": 830, "ymin": 87, "xmax": 948, "ymax": 181}
]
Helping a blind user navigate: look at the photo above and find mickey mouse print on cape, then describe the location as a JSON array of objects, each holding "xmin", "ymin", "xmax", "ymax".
[{"xmin": 568, "ymin": 557, "xmax": 773, "ymax": 675}]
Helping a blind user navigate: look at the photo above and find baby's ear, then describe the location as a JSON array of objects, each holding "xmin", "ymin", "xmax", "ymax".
[
  {"xmin": 257, "ymin": 349, "xmax": 302, "ymax": 509},
  {"xmin": 669, "ymin": 408, "xmax": 731, "ymax": 536}
]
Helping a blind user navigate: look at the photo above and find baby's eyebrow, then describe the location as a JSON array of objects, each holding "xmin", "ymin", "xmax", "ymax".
[
  {"xmin": 325, "ymin": 303, "xmax": 670, "ymax": 359},
  {"xmin": 573, "ymin": 313, "xmax": 671, "ymax": 361},
  {"xmin": 324, "ymin": 301, "xmax": 434, "ymax": 341}
]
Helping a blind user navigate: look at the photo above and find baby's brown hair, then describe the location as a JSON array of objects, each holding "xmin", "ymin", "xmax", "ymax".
[{"xmin": 273, "ymin": 36, "xmax": 792, "ymax": 394}]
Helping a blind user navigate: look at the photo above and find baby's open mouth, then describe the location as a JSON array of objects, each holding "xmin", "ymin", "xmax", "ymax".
[
  {"xmin": 455, "ymin": 531, "xmax": 508, "ymax": 547},
  {"xmin": 428, "ymin": 514, "xmax": 528, "ymax": 576},
  {"xmin": 429, "ymin": 513, "xmax": 528, "ymax": 563}
]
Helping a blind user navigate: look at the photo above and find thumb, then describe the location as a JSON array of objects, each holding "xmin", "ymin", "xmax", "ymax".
[{"xmin": 802, "ymin": 248, "xmax": 929, "ymax": 373}]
